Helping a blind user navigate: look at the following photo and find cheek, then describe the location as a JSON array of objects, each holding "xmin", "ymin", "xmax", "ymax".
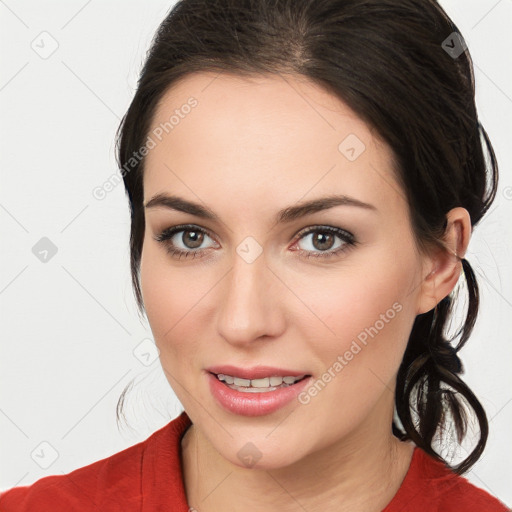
[
  {"xmin": 301, "ymin": 249, "xmax": 419, "ymax": 379},
  {"xmin": 140, "ymin": 244, "xmax": 190, "ymax": 353},
  {"xmin": 140, "ymin": 242, "xmax": 218, "ymax": 366},
  {"xmin": 291, "ymin": 261, "xmax": 418, "ymax": 441}
]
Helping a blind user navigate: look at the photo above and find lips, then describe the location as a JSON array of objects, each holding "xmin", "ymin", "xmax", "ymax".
[
  {"xmin": 206, "ymin": 365, "xmax": 309, "ymax": 380},
  {"xmin": 207, "ymin": 371, "xmax": 313, "ymax": 416}
]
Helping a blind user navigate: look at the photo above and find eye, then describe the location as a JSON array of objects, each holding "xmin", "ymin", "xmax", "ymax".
[
  {"xmin": 291, "ymin": 225, "xmax": 357, "ymax": 259},
  {"xmin": 153, "ymin": 224, "xmax": 357, "ymax": 260},
  {"xmin": 153, "ymin": 224, "xmax": 218, "ymax": 260}
]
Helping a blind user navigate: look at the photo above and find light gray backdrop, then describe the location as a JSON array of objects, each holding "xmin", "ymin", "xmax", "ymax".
[{"xmin": 1, "ymin": 0, "xmax": 511, "ymax": 506}]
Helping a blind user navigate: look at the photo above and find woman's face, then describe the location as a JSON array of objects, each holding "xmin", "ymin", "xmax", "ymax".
[{"xmin": 140, "ymin": 72, "xmax": 434, "ymax": 469}]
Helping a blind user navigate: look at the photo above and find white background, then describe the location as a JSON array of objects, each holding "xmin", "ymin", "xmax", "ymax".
[{"xmin": 1, "ymin": 0, "xmax": 511, "ymax": 506}]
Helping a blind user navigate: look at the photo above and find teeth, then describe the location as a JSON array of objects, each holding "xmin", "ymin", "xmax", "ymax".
[
  {"xmin": 251, "ymin": 377, "xmax": 270, "ymax": 388},
  {"xmin": 233, "ymin": 377, "xmax": 251, "ymax": 387},
  {"xmin": 216, "ymin": 373, "xmax": 305, "ymax": 390}
]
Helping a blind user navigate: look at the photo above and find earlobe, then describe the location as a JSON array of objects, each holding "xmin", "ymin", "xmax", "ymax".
[{"xmin": 416, "ymin": 207, "xmax": 471, "ymax": 315}]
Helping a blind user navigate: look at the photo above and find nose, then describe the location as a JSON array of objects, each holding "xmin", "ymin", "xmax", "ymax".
[{"xmin": 216, "ymin": 246, "xmax": 286, "ymax": 348}]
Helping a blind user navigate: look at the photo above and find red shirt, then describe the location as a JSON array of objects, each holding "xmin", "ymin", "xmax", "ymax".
[{"xmin": 0, "ymin": 411, "xmax": 509, "ymax": 511}]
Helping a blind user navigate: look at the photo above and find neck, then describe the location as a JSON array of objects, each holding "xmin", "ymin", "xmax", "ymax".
[{"xmin": 181, "ymin": 396, "xmax": 415, "ymax": 512}]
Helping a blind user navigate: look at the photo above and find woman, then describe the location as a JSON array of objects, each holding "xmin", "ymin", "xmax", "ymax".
[{"xmin": 1, "ymin": 0, "xmax": 509, "ymax": 510}]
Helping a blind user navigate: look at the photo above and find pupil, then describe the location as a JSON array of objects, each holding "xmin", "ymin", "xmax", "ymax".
[
  {"xmin": 184, "ymin": 231, "xmax": 203, "ymax": 249},
  {"xmin": 313, "ymin": 232, "xmax": 333, "ymax": 251}
]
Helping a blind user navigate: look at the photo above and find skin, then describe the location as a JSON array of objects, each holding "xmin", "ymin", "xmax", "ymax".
[{"xmin": 139, "ymin": 72, "xmax": 471, "ymax": 512}]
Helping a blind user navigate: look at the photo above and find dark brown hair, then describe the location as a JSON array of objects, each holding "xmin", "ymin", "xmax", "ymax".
[{"xmin": 115, "ymin": 0, "xmax": 498, "ymax": 474}]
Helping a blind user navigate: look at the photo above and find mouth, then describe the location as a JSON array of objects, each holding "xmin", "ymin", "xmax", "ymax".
[
  {"xmin": 209, "ymin": 371, "xmax": 310, "ymax": 393},
  {"xmin": 206, "ymin": 368, "xmax": 314, "ymax": 416}
]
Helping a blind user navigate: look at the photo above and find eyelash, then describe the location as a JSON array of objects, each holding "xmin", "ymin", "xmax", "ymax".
[{"xmin": 153, "ymin": 224, "xmax": 357, "ymax": 261}]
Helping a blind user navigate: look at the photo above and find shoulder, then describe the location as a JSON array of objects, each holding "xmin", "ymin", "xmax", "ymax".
[
  {"xmin": 0, "ymin": 413, "xmax": 190, "ymax": 512},
  {"xmin": 385, "ymin": 445, "xmax": 510, "ymax": 512},
  {"xmin": 420, "ymin": 449, "xmax": 509, "ymax": 511},
  {"xmin": 437, "ymin": 474, "xmax": 511, "ymax": 512},
  {"xmin": 0, "ymin": 438, "xmax": 147, "ymax": 511}
]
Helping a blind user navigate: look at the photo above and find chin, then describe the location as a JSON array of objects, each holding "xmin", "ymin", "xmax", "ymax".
[
  {"xmin": 216, "ymin": 434, "xmax": 309, "ymax": 471},
  {"xmin": 228, "ymin": 451, "xmax": 300, "ymax": 471}
]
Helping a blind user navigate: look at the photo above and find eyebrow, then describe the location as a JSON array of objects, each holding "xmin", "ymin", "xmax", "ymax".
[{"xmin": 144, "ymin": 193, "xmax": 377, "ymax": 223}]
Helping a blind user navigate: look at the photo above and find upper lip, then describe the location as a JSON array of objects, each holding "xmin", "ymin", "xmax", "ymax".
[{"xmin": 206, "ymin": 365, "xmax": 310, "ymax": 380}]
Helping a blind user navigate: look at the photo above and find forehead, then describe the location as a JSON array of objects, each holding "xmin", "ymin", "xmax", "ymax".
[{"xmin": 143, "ymin": 72, "xmax": 404, "ymax": 218}]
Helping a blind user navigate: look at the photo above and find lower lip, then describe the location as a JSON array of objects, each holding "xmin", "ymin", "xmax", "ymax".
[{"xmin": 207, "ymin": 372, "xmax": 312, "ymax": 417}]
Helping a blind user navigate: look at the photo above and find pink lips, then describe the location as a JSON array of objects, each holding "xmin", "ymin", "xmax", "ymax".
[
  {"xmin": 205, "ymin": 365, "xmax": 312, "ymax": 417},
  {"xmin": 206, "ymin": 365, "xmax": 307, "ymax": 380}
]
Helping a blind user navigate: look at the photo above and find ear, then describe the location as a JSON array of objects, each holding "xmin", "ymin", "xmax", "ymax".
[{"xmin": 416, "ymin": 207, "xmax": 472, "ymax": 315}]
